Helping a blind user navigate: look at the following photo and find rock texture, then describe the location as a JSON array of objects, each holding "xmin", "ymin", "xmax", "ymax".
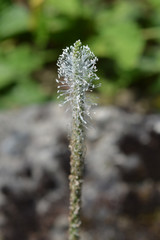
[{"xmin": 0, "ymin": 104, "xmax": 160, "ymax": 240}]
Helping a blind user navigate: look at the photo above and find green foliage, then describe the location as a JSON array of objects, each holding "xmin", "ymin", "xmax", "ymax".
[
  {"xmin": 0, "ymin": 79, "xmax": 46, "ymax": 108},
  {"xmin": 0, "ymin": 43, "xmax": 46, "ymax": 107},
  {"xmin": 0, "ymin": 4, "xmax": 30, "ymax": 38},
  {"xmin": 0, "ymin": 0, "xmax": 160, "ymax": 109},
  {"xmin": 48, "ymin": 0, "xmax": 82, "ymax": 17},
  {"xmin": 90, "ymin": 1, "xmax": 144, "ymax": 70}
]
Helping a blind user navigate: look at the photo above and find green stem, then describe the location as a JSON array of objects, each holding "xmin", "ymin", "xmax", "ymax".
[
  {"xmin": 68, "ymin": 41, "xmax": 85, "ymax": 240},
  {"xmin": 69, "ymin": 113, "xmax": 85, "ymax": 240},
  {"xmin": 57, "ymin": 39, "xmax": 99, "ymax": 240}
]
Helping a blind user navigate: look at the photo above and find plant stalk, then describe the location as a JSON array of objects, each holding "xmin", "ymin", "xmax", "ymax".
[
  {"xmin": 68, "ymin": 42, "xmax": 85, "ymax": 239},
  {"xmin": 69, "ymin": 105, "xmax": 85, "ymax": 240},
  {"xmin": 56, "ymin": 39, "xmax": 99, "ymax": 240}
]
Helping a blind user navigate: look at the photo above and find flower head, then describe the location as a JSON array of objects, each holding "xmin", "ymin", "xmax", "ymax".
[{"xmin": 57, "ymin": 40, "xmax": 100, "ymax": 125}]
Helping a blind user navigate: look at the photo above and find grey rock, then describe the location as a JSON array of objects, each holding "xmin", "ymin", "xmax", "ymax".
[{"xmin": 0, "ymin": 104, "xmax": 160, "ymax": 240}]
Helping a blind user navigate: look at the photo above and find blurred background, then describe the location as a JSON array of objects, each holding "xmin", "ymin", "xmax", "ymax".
[
  {"xmin": 0, "ymin": 0, "xmax": 160, "ymax": 240},
  {"xmin": 0, "ymin": 0, "xmax": 160, "ymax": 110}
]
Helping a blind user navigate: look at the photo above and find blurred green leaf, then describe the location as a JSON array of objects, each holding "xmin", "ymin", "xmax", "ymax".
[
  {"xmin": 0, "ymin": 79, "xmax": 46, "ymax": 108},
  {"xmin": 48, "ymin": 0, "xmax": 82, "ymax": 17},
  {"xmin": 0, "ymin": 45, "xmax": 45, "ymax": 90},
  {"xmin": 90, "ymin": 2, "xmax": 144, "ymax": 70},
  {"xmin": 139, "ymin": 48, "xmax": 160, "ymax": 73},
  {"xmin": 147, "ymin": 0, "xmax": 160, "ymax": 8},
  {"xmin": 7, "ymin": 45, "xmax": 44, "ymax": 77},
  {"xmin": 12, "ymin": 80, "xmax": 46, "ymax": 104},
  {"xmin": 99, "ymin": 78, "xmax": 118, "ymax": 96},
  {"xmin": 0, "ymin": 4, "xmax": 30, "ymax": 38},
  {"xmin": 91, "ymin": 23, "xmax": 144, "ymax": 70},
  {"xmin": 0, "ymin": 63, "xmax": 15, "ymax": 87},
  {"xmin": 106, "ymin": 22, "xmax": 144, "ymax": 70}
]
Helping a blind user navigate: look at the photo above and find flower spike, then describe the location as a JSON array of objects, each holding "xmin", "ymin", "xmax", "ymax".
[
  {"xmin": 57, "ymin": 40, "xmax": 100, "ymax": 240},
  {"xmin": 57, "ymin": 40, "xmax": 99, "ymax": 125}
]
